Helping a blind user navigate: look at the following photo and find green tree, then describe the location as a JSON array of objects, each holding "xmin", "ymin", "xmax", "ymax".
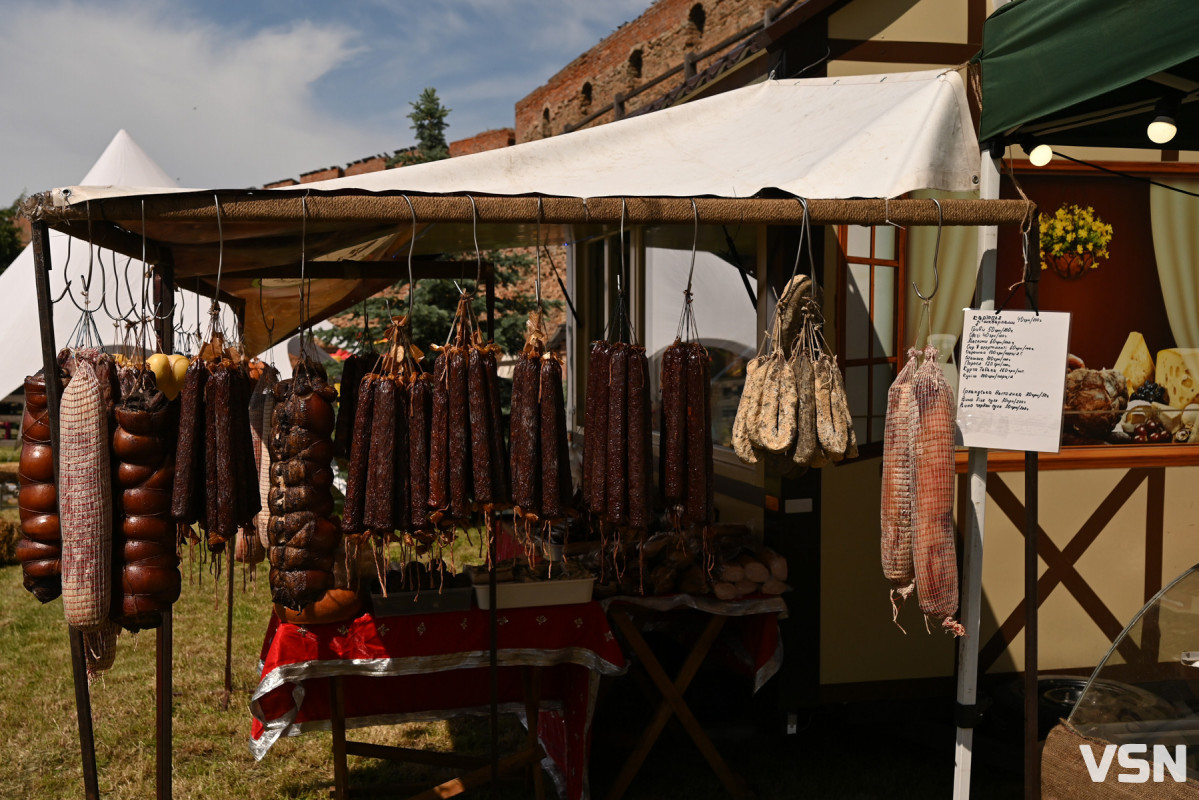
[
  {"xmin": 387, "ymin": 87, "xmax": 451, "ymax": 167},
  {"xmin": 0, "ymin": 195, "xmax": 26, "ymax": 274},
  {"xmin": 324, "ymin": 250, "xmax": 562, "ymax": 363}
]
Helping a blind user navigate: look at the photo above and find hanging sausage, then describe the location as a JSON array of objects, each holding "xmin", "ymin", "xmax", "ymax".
[{"xmin": 17, "ymin": 370, "xmax": 67, "ymax": 602}]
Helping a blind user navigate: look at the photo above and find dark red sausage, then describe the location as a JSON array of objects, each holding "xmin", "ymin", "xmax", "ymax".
[
  {"xmin": 427, "ymin": 354, "xmax": 450, "ymax": 512},
  {"xmin": 341, "ymin": 373, "xmax": 376, "ymax": 534},
  {"xmin": 363, "ymin": 378, "xmax": 396, "ymax": 534},
  {"xmin": 626, "ymin": 346, "xmax": 653, "ymax": 530},
  {"xmin": 684, "ymin": 343, "xmax": 712, "ymax": 527},
  {"xmin": 447, "ymin": 347, "xmax": 471, "ymax": 520},
  {"xmin": 509, "ymin": 353, "xmax": 541, "ymax": 514},
  {"xmin": 605, "ymin": 343, "xmax": 628, "ymax": 527},
  {"xmin": 468, "ymin": 348, "xmax": 493, "ymax": 504},
  {"xmin": 171, "ymin": 359, "xmax": 206, "ymax": 523},
  {"xmin": 583, "ymin": 341, "xmax": 610, "ymax": 515},
  {"xmin": 539, "ymin": 355, "xmax": 570, "ymax": 519},
  {"xmin": 661, "ymin": 341, "xmax": 689, "ymax": 509},
  {"xmin": 408, "ymin": 374, "xmax": 432, "ymax": 530},
  {"xmin": 393, "ymin": 381, "xmax": 411, "ymax": 532}
]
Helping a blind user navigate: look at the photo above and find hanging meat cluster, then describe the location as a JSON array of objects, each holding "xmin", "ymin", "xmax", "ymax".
[
  {"xmin": 170, "ymin": 340, "xmax": 262, "ymax": 553},
  {"xmin": 111, "ymin": 375, "xmax": 180, "ymax": 632},
  {"xmin": 17, "ymin": 370, "xmax": 68, "ymax": 602},
  {"xmin": 342, "ymin": 318, "xmax": 432, "ymax": 548},
  {"xmin": 511, "ymin": 311, "xmax": 570, "ymax": 528},
  {"xmin": 267, "ymin": 361, "xmax": 341, "ymax": 611},
  {"xmin": 660, "ymin": 339, "xmax": 713, "ymax": 529},
  {"xmin": 733, "ymin": 274, "xmax": 857, "ymax": 472},
  {"xmin": 332, "ymin": 352, "xmax": 378, "ymax": 459},
  {"xmin": 421, "ymin": 296, "xmax": 511, "ymax": 533},
  {"xmin": 880, "ymin": 345, "xmax": 964, "ymax": 636}
]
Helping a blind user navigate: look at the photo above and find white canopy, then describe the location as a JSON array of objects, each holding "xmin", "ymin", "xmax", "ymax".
[
  {"xmin": 26, "ymin": 69, "xmax": 1011, "ymax": 354},
  {"xmin": 50, "ymin": 69, "xmax": 979, "ymax": 205}
]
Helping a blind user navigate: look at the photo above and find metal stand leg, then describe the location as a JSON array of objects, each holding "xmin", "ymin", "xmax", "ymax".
[{"xmin": 157, "ymin": 609, "xmax": 173, "ymax": 800}]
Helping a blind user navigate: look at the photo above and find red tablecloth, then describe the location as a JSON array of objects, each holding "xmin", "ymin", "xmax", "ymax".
[{"xmin": 250, "ymin": 601, "xmax": 626, "ymax": 800}]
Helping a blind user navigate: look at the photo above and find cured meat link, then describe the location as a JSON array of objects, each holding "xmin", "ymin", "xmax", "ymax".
[
  {"xmin": 203, "ymin": 370, "xmax": 220, "ymax": 545},
  {"xmin": 912, "ymin": 346, "xmax": 964, "ymax": 636},
  {"xmin": 211, "ymin": 367, "xmax": 238, "ymax": 540},
  {"xmin": 363, "ymin": 378, "xmax": 396, "ymax": 533},
  {"xmin": 539, "ymin": 355, "xmax": 569, "ymax": 519},
  {"xmin": 604, "ymin": 344, "xmax": 629, "ymax": 526},
  {"xmin": 447, "ymin": 347, "xmax": 471, "ymax": 520},
  {"xmin": 684, "ymin": 343, "xmax": 712, "ymax": 526},
  {"xmin": 583, "ymin": 341, "xmax": 611, "ymax": 514},
  {"xmin": 661, "ymin": 342, "xmax": 689, "ymax": 506},
  {"xmin": 483, "ymin": 350, "xmax": 509, "ymax": 505},
  {"xmin": 626, "ymin": 347, "xmax": 653, "ymax": 530},
  {"xmin": 341, "ymin": 373, "xmax": 376, "ymax": 534},
  {"xmin": 509, "ymin": 353, "xmax": 541, "ymax": 515},
  {"xmin": 408, "ymin": 375, "xmax": 432, "ymax": 530},
  {"xmin": 880, "ymin": 352, "xmax": 918, "ymax": 623},
  {"xmin": 427, "ymin": 355, "xmax": 450, "ymax": 512},
  {"xmin": 393, "ymin": 382, "xmax": 411, "ymax": 532},
  {"xmin": 468, "ymin": 348, "xmax": 493, "ymax": 504},
  {"xmin": 171, "ymin": 359, "xmax": 207, "ymax": 523}
]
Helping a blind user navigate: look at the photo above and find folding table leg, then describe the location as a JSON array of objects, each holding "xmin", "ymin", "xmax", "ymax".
[
  {"xmin": 523, "ymin": 667, "xmax": 545, "ymax": 800},
  {"xmin": 606, "ymin": 610, "xmax": 748, "ymax": 800},
  {"xmin": 330, "ymin": 676, "xmax": 349, "ymax": 800}
]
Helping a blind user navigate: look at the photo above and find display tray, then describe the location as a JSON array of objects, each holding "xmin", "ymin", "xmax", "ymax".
[
  {"xmin": 370, "ymin": 586, "xmax": 475, "ymax": 616},
  {"xmin": 474, "ymin": 578, "xmax": 595, "ymax": 610}
]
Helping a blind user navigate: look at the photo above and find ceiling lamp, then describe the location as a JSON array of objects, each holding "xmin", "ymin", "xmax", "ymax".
[
  {"xmin": 1148, "ymin": 96, "xmax": 1179, "ymax": 144},
  {"xmin": 1024, "ymin": 142, "xmax": 1054, "ymax": 166}
]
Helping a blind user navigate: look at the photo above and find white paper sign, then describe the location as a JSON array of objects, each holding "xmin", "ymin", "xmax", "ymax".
[{"xmin": 955, "ymin": 309, "xmax": 1072, "ymax": 453}]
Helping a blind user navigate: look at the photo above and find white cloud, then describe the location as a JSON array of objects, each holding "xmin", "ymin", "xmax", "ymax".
[{"xmin": 0, "ymin": 0, "xmax": 383, "ymax": 199}]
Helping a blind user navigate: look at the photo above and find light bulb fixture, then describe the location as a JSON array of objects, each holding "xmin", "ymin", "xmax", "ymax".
[
  {"xmin": 1148, "ymin": 96, "xmax": 1179, "ymax": 144},
  {"xmin": 1024, "ymin": 142, "xmax": 1053, "ymax": 167}
]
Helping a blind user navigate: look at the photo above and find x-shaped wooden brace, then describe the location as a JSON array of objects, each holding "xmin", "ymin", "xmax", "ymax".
[
  {"xmin": 975, "ymin": 468, "xmax": 1164, "ymax": 674},
  {"xmin": 605, "ymin": 608, "xmax": 751, "ymax": 800}
]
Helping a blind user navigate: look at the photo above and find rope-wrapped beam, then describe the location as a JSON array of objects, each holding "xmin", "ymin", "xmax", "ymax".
[{"xmin": 27, "ymin": 191, "xmax": 1036, "ymax": 229}]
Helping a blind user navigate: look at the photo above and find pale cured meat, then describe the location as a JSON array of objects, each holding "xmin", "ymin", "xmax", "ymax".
[
  {"xmin": 880, "ymin": 350, "xmax": 918, "ymax": 627},
  {"xmin": 911, "ymin": 345, "xmax": 964, "ymax": 636}
]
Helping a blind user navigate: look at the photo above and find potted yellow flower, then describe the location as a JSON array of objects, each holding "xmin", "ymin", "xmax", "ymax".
[{"xmin": 1039, "ymin": 203, "xmax": 1114, "ymax": 279}]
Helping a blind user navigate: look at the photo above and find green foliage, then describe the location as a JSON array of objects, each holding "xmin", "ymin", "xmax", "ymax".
[
  {"xmin": 387, "ymin": 87, "xmax": 451, "ymax": 168},
  {"xmin": 0, "ymin": 195, "xmax": 26, "ymax": 274},
  {"xmin": 325, "ymin": 250, "xmax": 562, "ymax": 362}
]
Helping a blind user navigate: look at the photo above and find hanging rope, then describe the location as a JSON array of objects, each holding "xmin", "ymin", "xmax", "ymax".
[{"xmin": 676, "ymin": 198, "xmax": 700, "ymax": 342}]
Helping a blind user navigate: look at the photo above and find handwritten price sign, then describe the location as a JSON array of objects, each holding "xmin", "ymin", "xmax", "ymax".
[{"xmin": 955, "ymin": 310, "xmax": 1072, "ymax": 453}]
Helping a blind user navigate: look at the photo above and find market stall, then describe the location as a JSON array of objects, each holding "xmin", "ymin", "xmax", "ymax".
[
  {"xmin": 19, "ymin": 67, "xmax": 1036, "ymax": 799},
  {"xmin": 971, "ymin": 2, "xmax": 1199, "ymax": 796}
]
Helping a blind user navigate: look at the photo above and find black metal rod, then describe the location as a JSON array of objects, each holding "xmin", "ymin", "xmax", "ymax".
[
  {"xmin": 224, "ymin": 553, "xmax": 235, "ymax": 709},
  {"xmin": 489, "ymin": 515, "xmax": 500, "ymax": 798},
  {"xmin": 32, "ymin": 221, "xmax": 101, "ymax": 800},
  {"xmin": 156, "ymin": 609, "xmax": 173, "ymax": 800},
  {"xmin": 1024, "ymin": 450, "xmax": 1039, "ymax": 800}
]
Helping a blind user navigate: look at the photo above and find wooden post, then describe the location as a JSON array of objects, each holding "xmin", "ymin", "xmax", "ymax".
[
  {"xmin": 1023, "ymin": 225, "xmax": 1041, "ymax": 800},
  {"xmin": 32, "ymin": 221, "xmax": 101, "ymax": 800},
  {"xmin": 488, "ymin": 514, "xmax": 500, "ymax": 799}
]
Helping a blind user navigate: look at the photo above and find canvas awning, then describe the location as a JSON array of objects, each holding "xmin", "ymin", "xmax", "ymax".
[
  {"xmin": 976, "ymin": 0, "xmax": 1199, "ymax": 149},
  {"xmin": 24, "ymin": 69, "xmax": 1035, "ymax": 354}
]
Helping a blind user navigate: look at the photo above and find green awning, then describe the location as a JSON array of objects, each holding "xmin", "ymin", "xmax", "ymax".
[{"xmin": 977, "ymin": 0, "xmax": 1199, "ymax": 149}]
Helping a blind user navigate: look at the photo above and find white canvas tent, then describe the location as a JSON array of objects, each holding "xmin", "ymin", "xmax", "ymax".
[
  {"xmin": 0, "ymin": 129, "xmax": 294, "ymax": 397},
  {"xmin": 27, "ymin": 69, "xmax": 1019, "ymax": 358}
]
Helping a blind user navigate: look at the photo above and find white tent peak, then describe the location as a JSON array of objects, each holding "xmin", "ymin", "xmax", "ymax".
[{"xmin": 79, "ymin": 129, "xmax": 176, "ymax": 189}]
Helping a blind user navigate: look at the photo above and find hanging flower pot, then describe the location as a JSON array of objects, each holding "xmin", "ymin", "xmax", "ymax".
[
  {"xmin": 1044, "ymin": 251, "xmax": 1096, "ymax": 280},
  {"xmin": 1039, "ymin": 204, "xmax": 1113, "ymax": 280}
]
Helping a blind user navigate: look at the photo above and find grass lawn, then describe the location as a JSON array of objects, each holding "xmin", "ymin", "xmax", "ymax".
[{"xmin": 0, "ymin": 538, "xmax": 1027, "ymax": 799}]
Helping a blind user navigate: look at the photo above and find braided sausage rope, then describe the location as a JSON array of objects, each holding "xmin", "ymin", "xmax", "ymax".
[
  {"xmin": 18, "ymin": 372, "xmax": 66, "ymax": 602},
  {"xmin": 112, "ymin": 381, "xmax": 180, "ymax": 632}
]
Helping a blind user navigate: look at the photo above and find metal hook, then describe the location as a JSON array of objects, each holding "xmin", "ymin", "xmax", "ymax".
[
  {"xmin": 257, "ymin": 278, "xmax": 276, "ymax": 349},
  {"xmin": 402, "ymin": 194, "xmax": 417, "ymax": 321},
  {"xmin": 535, "ymin": 196, "xmax": 544, "ymax": 311},
  {"xmin": 467, "ymin": 195, "xmax": 482, "ymax": 286},
  {"xmin": 912, "ymin": 198, "xmax": 942, "ymax": 302},
  {"xmin": 212, "ymin": 193, "xmax": 224, "ymax": 318}
]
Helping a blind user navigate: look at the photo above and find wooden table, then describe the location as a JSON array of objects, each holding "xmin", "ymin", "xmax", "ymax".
[
  {"xmin": 251, "ymin": 601, "xmax": 626, "ymax": 799},
  {"xmin": 599, "ymin": 594, "xmax": 787, "ymax": 800}
]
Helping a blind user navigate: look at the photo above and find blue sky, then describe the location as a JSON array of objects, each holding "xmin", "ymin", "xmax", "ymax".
[{"xmin": 0, "ymin": 0, "xmax": 646, "ymax": 203}]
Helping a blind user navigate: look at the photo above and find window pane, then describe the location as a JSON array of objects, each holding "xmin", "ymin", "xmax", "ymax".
[
  {"xmin": 873, "ymin": 363, "xmax": 893, "ymax": 413},
  {"xmin": 852, "ymin": 416, "xmax": 867, "ymax": 445},
  {"xmin": 874, "ymin": 225, "xmax": 896, "ymax": 260},
  {"xmin": 846, "ymin": 365, "xmax": 869, "ymax": 417},
  {"xmin": 873, "ymin": 266, "xmax": 895, "ymax": 357},
  {"xmin": 846, "ymin": 264, "xmax": 871, "ymax": 360},
  {"xmin": 846, "ymin": 225, "xmax": 871, "ymax": 258},
  {"xmin": 870, "ymin": 415, "xmax": 886, "ymax": 445}
]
